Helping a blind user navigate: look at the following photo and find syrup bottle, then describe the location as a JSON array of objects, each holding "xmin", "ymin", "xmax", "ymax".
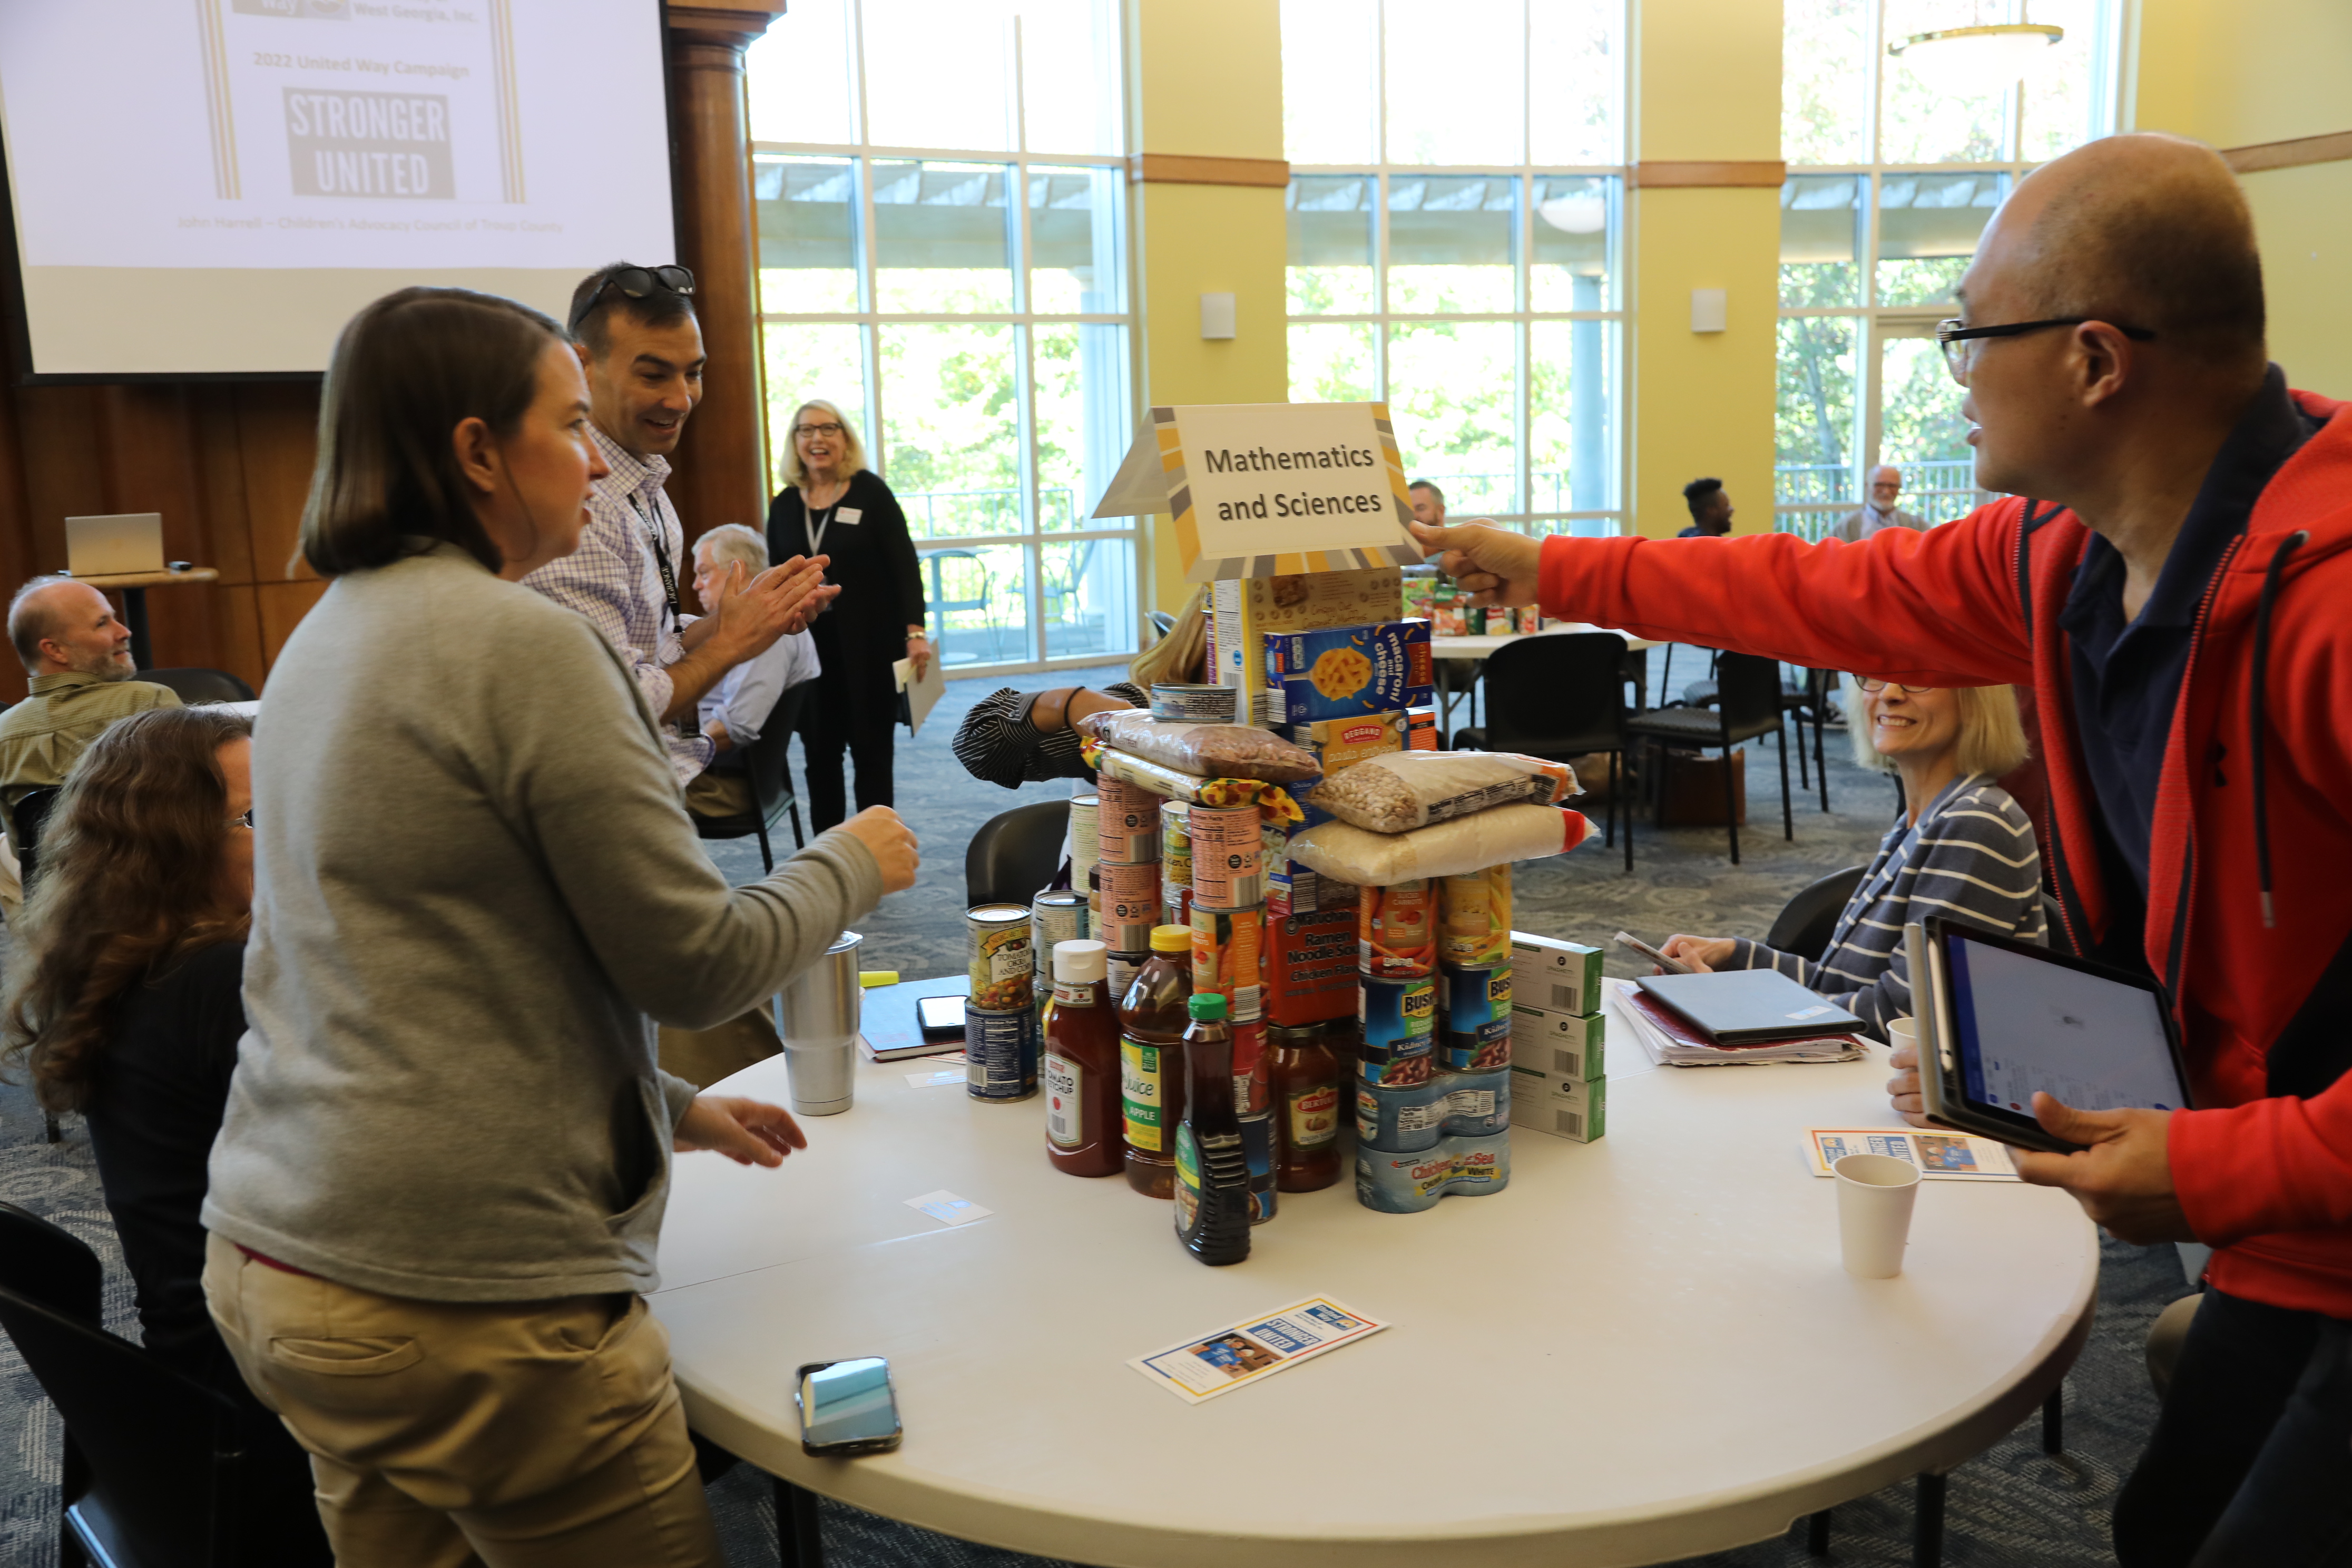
[
  {"xmin": 1173, "ymin": 991, "xmax": 1252, "ymax": 1266},
  {"xmin": 1044, "ymin": 940, "xmax": 1122, "ymax": 1177}
]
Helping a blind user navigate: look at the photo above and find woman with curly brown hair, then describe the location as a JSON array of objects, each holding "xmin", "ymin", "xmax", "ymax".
[{"xmin": 1, "ymin": 703, "xmax": 329, "ymax": 1563}]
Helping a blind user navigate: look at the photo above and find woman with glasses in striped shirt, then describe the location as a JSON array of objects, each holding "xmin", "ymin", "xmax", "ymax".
[{"xmin": 1660, "ymin": 678, "xmax": 2046, "ymax": 1119}]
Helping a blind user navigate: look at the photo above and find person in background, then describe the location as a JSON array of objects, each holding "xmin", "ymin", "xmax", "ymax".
[
  {"xmin": 1408, "ymin": 480, "xmax": 1447, "ymax": 529},
  {"xmin": 767, "ymin": 399, "xmax": 927, "ymax": 831},
  {"xmin": 0, "ymin": 576, "xmax": 181, "ymax": 810},
  {"xmin": 1677, "ymin": 477, "xmax": 1733, "ymax": 537},
  {"xmin": 1836, "ymin": 465, "xmax": 1930, "ymax": 542},
  {"xmin": 527, "ymin": 263, "xmax": 827, "ymax": 787},
  {"xmin": 200, "ymin": 286, "xmax": 918, "ymax": 1565},
  {"xmin": 1, "ymin": 705, "xmax": 328, "ymax": 1565},
  {"xmin": 1410, "ymin": 133, "xmax": 2352, "ymax": 1566},
  {"xmin": 952, "ymin": 587, "xmax": 1207, "ymax": 790},
  {"xmin": 685, "ymin": 524, "xmax": 820, "ymax": 821},
  {"xmin": 1659, "ymin": 680, "xmax": 2043, "ymax": 1040}
]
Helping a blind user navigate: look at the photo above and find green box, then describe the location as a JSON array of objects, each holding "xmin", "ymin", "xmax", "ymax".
[
  {"xmin": 1509, "ymin": 932, "xmax": 1604, "ymax": 1016},
  {"xmin": 1507, "ymin": 1063, "xmax": 1606, "ymax": 1142},
  {"xmin": 1510, "ymin": 1004, "xmax": 1603, "ymax": 1079}
]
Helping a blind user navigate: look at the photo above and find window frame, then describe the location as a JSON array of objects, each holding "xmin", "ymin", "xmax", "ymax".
[{"xmin": 749, "ymin": 1, "xmax": 1144, "ymax": 680}]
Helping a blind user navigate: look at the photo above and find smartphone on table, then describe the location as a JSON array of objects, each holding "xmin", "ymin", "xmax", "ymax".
[
  {"xmin": 798, "ymin": 1357, "xmax": 903, "ymax": 1456},
  {"xmin": 915, "ymin": 994, "xmax": 966, "ymax": 1039},
  {"xmin": 1613, "ymin": 930, "xmax": 1696, "ymax": 976}
]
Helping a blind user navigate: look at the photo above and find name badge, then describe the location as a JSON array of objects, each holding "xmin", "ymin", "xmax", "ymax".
[{"xmin": 835, "ymin": 507, "xmax": 863, "ymax": 525}]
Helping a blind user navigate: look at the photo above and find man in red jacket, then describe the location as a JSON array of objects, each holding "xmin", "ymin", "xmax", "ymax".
[{"xmin": 1415, "ymin": 132, "xmax": 2352, "ymax": 1567}]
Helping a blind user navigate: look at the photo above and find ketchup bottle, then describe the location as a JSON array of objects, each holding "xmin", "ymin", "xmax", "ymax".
[{"xmin": 1044, "ymin": 940, "xmax": 1122, "ymax": 1177}]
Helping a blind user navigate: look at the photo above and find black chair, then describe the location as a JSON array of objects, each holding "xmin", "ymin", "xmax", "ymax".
[
  {"xmin": 1453, "ymin": 633, "xmax": 1635, "ymax": 873},
  {"xmin": 138, "ymin": 668, "xmax": 256, "ymax": 704},
  {"xmin": 966, "ymin": 800, "xmax": 1071, "ymax": 908},
  {"xmin": 691, "ymin": 680, "xmax": 811, "ymax": 874},
  {"xmin": 1682, "ymin": 664, "xmax": 1832, "ymax": 811},
  {"xmin": 1624, "ymin": 650, "xmax": 1794, "ymax": 865},
  {"xmin": 1765, "ymin": 864, "xmax": 1869, "ymax": 964}
]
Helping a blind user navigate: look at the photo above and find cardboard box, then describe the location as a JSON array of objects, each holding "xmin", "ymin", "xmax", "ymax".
[
  {"xmin": 1263, "ymin": 621, "xmax": 1434, "ymax": 727},
  {"xmin": 1406, "ymin": 706, "xmax": 1438, "ymax": 750},
  {"xmin": 1508, "ymin": 1063, "xmax": 1606, "ymax": 1141},
  {"xmin": 1509, "ymin": 933, "xmax": 1604, "ymax": 1017},
  {"xmin": 1287, "ymin": 711, "xmax": 1407, "ymax": 828},
  {"xmin": 1210, "ymin": 569, "xmax": 1402, "ymax": 713},
  {"xmin": 1262, "ymin": 905, "xmax": 1359, "ymax": 1026},
  {"xmin": 1510, "ymin": 1004, "xmax": 1603, "ymax": 1079}
]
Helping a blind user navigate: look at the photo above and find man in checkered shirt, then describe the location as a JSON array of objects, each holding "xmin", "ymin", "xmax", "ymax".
[{"xmin": 526, "ymin": 263, "xmax": 832, "ymax": 786}]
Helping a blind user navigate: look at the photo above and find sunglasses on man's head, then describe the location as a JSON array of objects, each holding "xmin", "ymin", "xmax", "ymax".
[{"xmin": 569, "ymin": 264, "xmax": 695, "ymax": 332}]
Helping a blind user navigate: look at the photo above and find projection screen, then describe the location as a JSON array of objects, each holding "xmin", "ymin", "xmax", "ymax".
[{"xmin": 0, "ymin": 0, "xmax": 677, "ymax": 378}]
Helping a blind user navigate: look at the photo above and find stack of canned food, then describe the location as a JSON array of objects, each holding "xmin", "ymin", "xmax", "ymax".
[
  {"xmin": 1354, "ymin": 862, "xmax": 1518, "ymax": 1212},
  {"xmin": 1185, "ymin": 795, "xmax": 1278, "ymax": 1222}
]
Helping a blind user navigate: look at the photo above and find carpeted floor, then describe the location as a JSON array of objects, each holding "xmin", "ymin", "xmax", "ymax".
[{"xmin": 1, "ymin": 653, "xmax": 2196, "ymax": 1568}]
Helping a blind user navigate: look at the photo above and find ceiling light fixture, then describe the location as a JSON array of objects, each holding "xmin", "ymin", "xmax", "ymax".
[{"xmin": 1887, "ymin": 23, "xmax": 2063, "ymax": 94}]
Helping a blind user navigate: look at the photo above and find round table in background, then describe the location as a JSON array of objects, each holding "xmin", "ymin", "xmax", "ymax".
[{"xmin": 651, "ymin": 982, "xmax": 2096, "ymax": 1568}]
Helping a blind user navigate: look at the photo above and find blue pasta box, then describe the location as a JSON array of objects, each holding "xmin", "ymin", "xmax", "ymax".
[{"xmin": 1263, "ymin": 621, "xmax": 1434, "ymax": 727}]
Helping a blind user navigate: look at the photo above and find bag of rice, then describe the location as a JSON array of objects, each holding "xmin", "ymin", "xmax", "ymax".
[
  {"xmin": 1076, "ymin": 711, "xmax": 1321, "ymax": 782},
  {"xmin": 1289, "ymin": 805, "xmax": 1590, "ymax": 886},
  {"xmin": 1305, "ymin": 750, "xmax": 1575, "ymax": 833}
]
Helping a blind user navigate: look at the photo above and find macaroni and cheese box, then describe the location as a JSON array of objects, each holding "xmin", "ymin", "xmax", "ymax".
[
  {"xmin": 1508, "ymin": 933, "xmax": 1605, "ymax": 1016},
  {"xmin": 1287, "ymin": 711, "xmax": 1407, "ymax": 829},
  {"xmin": 1263, "ymin": 621, "xmax": 1434, "ymax": 727},
  {"xmin": 1510, "ymin": 1003, "xmax": 1604, "ymax": 1080},
  {"xmin": 1210, "ymin": 569, "xmax": 1403, "ymax": 714},
  {"xmin": 1508, "ymin": 1063, "xmax": 1606, "ymax": 1142}
]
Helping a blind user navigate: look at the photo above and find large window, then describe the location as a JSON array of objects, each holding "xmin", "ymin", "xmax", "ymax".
[
  {"xmin": 1777, "ymin": 0, "xmax": 2119, "ymax": 538},
  {"xmin": 746, "ymin": 0, "xmax": 1136, "ymax": 672},
  {"xmin": 1281, "ymin": 0, "xmax": 1626, "ymax": 537}
]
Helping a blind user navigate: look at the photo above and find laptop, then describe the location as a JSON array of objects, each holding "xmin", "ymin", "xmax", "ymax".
[
  {"xmin": 65, "ymin": 513, "xmax": 165, "ymax": 578},
  {"xmin": 1904, "ymin": 916, "xmax": 2194, "ymax": 1154},
  {"xmin": 1633, "ymin": 968, "xmax": 1865, "ymax": 1045}
]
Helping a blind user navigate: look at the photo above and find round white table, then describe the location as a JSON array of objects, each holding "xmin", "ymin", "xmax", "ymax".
[{"xmin": 652, "ymin": 992, "xmax": 2096, "ymax": 1568}]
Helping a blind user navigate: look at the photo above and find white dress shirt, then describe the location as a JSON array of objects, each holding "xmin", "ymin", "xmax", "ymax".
[{"xmin": 699, "ymin": 630, "xmax": 821, "ymax": 750}]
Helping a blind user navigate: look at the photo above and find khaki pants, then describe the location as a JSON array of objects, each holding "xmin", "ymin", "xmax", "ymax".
[
  {"xmin": 683, "ymin": 769, "xmax": 753, "ymax": 818},
  {"xmin": 658, "ymin": 1005, "xmax": 783, "ymax": 1090},
  {"xmin": 202, "ymin": 1234, "xmax": 726, "ymax": 1568}
]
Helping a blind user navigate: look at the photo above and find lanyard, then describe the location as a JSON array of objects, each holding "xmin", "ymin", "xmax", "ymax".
[
  {"xmin": 626, "ymin": 492, "xmax": 681, "ymax": 631},
  {"xmin": 805, "ymin": 495, "xmax": 838, "ymax": 557}
]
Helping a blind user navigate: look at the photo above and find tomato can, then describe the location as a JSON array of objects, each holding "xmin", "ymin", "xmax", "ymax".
[
  {"xmin": 967, "ymin": 903, "xmax": 1034, "ymax": 1013},
  {"xmin": 1190, "ymin": 906, "xmax": 1263, "ymax": 1024},
  {"xmin": 1188, "ymin": 803, "xmax": 1263, "ymax": 912},
  {"xmin": 1095, "ymin": 776, "xmax": 1161, "ymax": 865},
  {"xmin": 1359, "ymin": 880, "xmax": 1436, "ymax": 979},
  {"xmin": 1437, "ymin": 864, "xmax": 1512, "ymax": 968},
  {"xmin": 1159, "ymin": 801, "xmax": 1192, "ymax": 890}
]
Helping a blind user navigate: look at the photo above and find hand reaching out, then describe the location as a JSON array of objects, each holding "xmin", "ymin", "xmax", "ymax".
[
  {"xmin": 839, "ymin": 806, "xmax": 919, "ymax": 893},
  {"xmin": 1406, "ymin": 519, "xmax": 1543, "ymax": 608},
  {"xmin": 674, "ymin": 1095, "xmax": 808, "ymax": 1166}
]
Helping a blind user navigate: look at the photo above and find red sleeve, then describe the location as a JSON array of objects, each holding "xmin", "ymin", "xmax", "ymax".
[
  {"xmin": 2170, "ymin": 1083, "xmax": 2352, "ymax": 1244},
  {"xmin": 1538, "ymin": 503, "xmax": 2036, "ymax": 688}
]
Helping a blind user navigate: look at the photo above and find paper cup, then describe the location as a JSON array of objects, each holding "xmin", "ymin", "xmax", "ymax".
[
  {"xmin": 1834, "ymin": 1152, "xmax": 1922, "ymax": 1278},
  {"xmin": 1885, "ymin": 1016, "xmax": 1917, "ymax": 1056}
]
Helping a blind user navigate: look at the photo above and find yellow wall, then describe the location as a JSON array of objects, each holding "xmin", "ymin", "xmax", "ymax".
[
  {"xmin": 2131, "ymin": 0, "xmax": 2352, "ymax": 398},
  {"xmin": 1128, "ymin": 0, "xmax": 1289, "ymax": 611},
  {"xmin": 1626, "ymin": 0, "xmax": 1783, "ymax": 538}
]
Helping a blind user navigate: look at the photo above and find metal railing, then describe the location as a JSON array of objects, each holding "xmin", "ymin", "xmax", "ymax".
[{"xmin": 1772, "ymin": 458, "xmax": 1992, "ymax": 538}]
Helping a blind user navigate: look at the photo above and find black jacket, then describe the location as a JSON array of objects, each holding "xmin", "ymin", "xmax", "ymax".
[{"xmin": 767, "ymin": 469, "xmax": 926, "ymax": 669}]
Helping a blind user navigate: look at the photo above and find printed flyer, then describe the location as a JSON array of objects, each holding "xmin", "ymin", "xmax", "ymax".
[
  {"xmin": 1803, "ymin": 1127, "xmax": 2020, "ymax": 1181},
  {"xmin": 1128, "ymin": 1296, "xmax": 1387, "ymax": 1404}
]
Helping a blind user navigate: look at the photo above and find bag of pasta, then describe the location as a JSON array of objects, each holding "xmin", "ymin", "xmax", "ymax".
[
  {"xmin": 1075, "ymin": 710, "xmax": 1321, "ymax": 783},
  {"xmin": 1305, "ymin": 750, "xmax": 1574, "ymax": 834}
]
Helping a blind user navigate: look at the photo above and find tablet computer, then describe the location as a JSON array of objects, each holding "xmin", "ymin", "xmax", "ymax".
[{"xmin": 1904, "ymin": 916, "xmax": 2193, "ymax": 1154}]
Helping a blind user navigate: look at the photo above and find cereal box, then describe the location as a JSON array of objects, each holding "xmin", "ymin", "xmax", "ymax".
[
  {"xmin": 1263, "ymin": 621, "xmax": 1434, "ymax": 727},
  {"xmin": 1210, "ymin": 569, "xmax": 1403, "ymax": 713}
]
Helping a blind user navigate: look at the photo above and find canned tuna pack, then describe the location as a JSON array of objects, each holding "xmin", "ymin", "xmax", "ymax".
[
  {"xmin": 1355, "ymin": 1066, "xmax": 1512, "ymax": 1152},
  {"xmin": 1437, "ymin": 864, "xmax": 1512, "ymax": 967},
  {"xmin": 1159, "ymin": 801, "xmax": 1193, "ymax": 890},
  {"xmin": 1355, "ymin": 1130, "xmax": 1512, "ymax": 1213},
  {"xmin": 1436, "ymin": 963, "xmax": 1514, "ymax": 1071},
  {"xmin": 965, "ymin": 1005, "xmax": 1040, "ymax": 1101},
  {"xmin": 1359, "ymin": 973, "xmax": 1435, "ymax": 1057},
  {"xmin": 1188, "ymin": 803, "xmax": 1264, "ymax": 910},
  {"xmin": 1359, "ymin": 880, "xmax": 1436, "ymax": 979},
  {"xmin": 1095, "ymin": 776, "xmax": 1162, "ymax": 864},
  {"xmin": 1190, "ymin": 907, "xmax": 1263, "ymax": 1023},
  {"xmin": 967, "ymin": 904, "xmax": 1034, "ymax": 1012}
]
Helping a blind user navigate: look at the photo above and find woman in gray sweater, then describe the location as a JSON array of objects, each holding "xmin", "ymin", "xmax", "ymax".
[{"xmin": 199, "ymin": 286, "xmax": 917, "ymax": 1567}]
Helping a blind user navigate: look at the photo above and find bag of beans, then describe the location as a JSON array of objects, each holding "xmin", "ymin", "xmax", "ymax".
[
  {"xmin": 1305, "ymin": 750, "xmax": 1575, "ymax": 834},
  {"xmin": 1076, "ymin": 711, "xmax": 1321, "ymax": 783}
]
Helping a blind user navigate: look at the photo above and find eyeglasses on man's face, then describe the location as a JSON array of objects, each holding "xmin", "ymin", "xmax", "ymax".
[
  {"xmin": 1856, "ymin": 678, "xmax": 1936, "ymax": 695},
  {"xmin": 1935, "ymin": 316, "xmax": 2157, "ymax": 385},
  {"xmin": 795, "ymin": 422, "xmax": 845, "ymax": 439}
]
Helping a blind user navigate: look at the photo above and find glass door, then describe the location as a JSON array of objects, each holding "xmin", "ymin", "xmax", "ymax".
[{"xmin": 1866, "ymin": 313, "xmax": 1984, "ymax": 525}]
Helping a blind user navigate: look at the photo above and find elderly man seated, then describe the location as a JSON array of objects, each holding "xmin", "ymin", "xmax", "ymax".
[
  {"xmin": 1, "ymin": 576, "xmax": 182, "ymax": 811},
  {"xmin": 685, "ymin": 524, "xmax": 820, "ymax": 820}
]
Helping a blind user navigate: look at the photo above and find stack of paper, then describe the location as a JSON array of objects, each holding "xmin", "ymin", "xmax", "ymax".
[{"xmin": 1606, "ymin": 979, "xmax": 1865, "ymax": 1067}]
